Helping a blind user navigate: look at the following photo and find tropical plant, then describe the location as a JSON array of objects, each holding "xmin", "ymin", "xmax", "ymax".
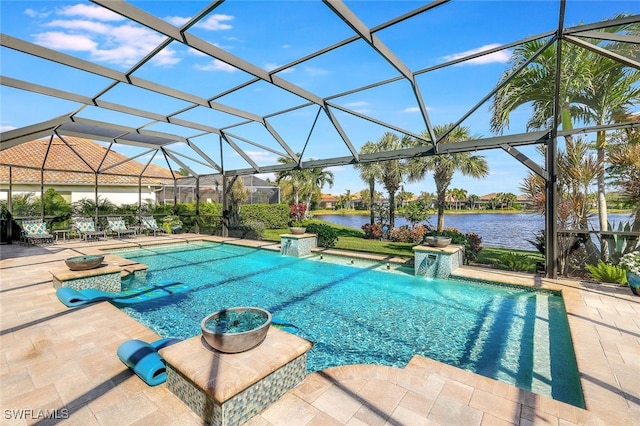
[
  {"xmin": 276, "ymin": 154, "xmax": 307, "ymax": 205},
  {"xmin": 497, "ymin": 252, "xmax": 535, "ymax": 272},
  {"xmin": 491, "ymin": 22, "xmax": 640, "ymax": 259},
  {"xmin": 289, "ymin": 203, "xmax": 307, "ymax": 226},
  {"xmin": 398, "ymin": 200, "xmax": 431, "ymax": 228},
  {"xmin": 408, "ymin": 124, "xmax": 489, "ymax": 231},
  {"xmin": 606, "ymin": 129, "xmax": 640, "ymax": 239},
  {"xmin": 305, "ymin": 222, "xmax": 339, "ymax": 248},
  {"xmin": 585, "ymin": 261, "xmax": 627, "ymax": 285},
  {"xmin": 619, "ymin": 251, "xmax": 640, "ymax": 275},
  {"xmin": 162, "ymin": 215, "xmax": 183, "ymax": 234},
  {"xmin": 302, "ymin": 167, "xmax": 334, "ymax": 212},
  {"xmin": 375, "ymin": 132, "xmax": 411, "ymax": 229},
  {"xmin": 361, "ymin": 223, "xmax": 384, "ymax": 240},
  {"xmin": 520, "ymin": 138, "xmax": 601, "ymax": 274},
  {"xmin": 355, "ymin": 141, "xmax": 384, "ymax": 226}
]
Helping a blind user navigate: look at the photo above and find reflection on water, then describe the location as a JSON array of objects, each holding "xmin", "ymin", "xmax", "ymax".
[{"xmin": 316, "ymin": 213, "xmax": 634, "ymax": 250}]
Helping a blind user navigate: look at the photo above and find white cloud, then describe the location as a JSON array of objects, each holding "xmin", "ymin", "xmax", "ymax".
[
  {"xmin": 281, "ymin": 44, "xmax": 292, "ymax": 49},
  {"xmin": 34, "ymin": 31, "xmax": 97, "ymax": 51},
  {"xmin": 57, "ymin": 4, "xmax": 124, "ymax": 22},
  {"xmin": 195, "ymin": 59, "xmax": 236, "ymax": 72},
  {"xmin": 31, "ymin": 7, "xmax": 180, "ymax": 68},
  {"xmin": 403, "ymin": 106, "xmax": 420, "ymax": 113},
  {"xmin": 265, "ymin": 62, "xmax": 295, "ymax": 73},
  {"xmin": 245, "ymin": 150, "xmax": 278, "ymax": 163},
  {"xmin": 197, "ymin": 14, "xmax": 234, "ymax": 31},
  {"xmin": 165, "ymin": 16, "xmax": 191, "ymax": 27},
  {"xmin": 345, "ymin": 101, "xmax": 369, "ymax": 108},
  {"xmin": 25, "ymin": 8, "xmax": 50, "ymax": 19},
  {"xmin": 442, "ymin": 43, "xmax": 511, "ymax": 65},
  {"xmin": 303, "ymin": 66, "xmax": 330, "ymax": 76},
  {"xmin": 0, "ymin": 125, "xmax": 17, "ymax": 132}
]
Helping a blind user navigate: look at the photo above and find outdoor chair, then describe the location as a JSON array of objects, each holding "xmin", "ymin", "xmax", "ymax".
[
  {"xmin": 107, "ymin": 217, "xmax": 136, "ymax": 238},
  {"xmin": 73, "ymin": 217, "xmax": 106, "ymax": 241},
  {"xmin": 140, "ymin": 216, "xmax": 166, "ymax": 236},
  {"xmin": 21, "ymin": 219, "xmax": 54, "ymax": 245}
]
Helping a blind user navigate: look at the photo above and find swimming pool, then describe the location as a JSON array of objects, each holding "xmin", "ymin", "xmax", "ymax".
[{"xmin": 111, "ymin": 241, "xmax": 584, "ymax": 407}]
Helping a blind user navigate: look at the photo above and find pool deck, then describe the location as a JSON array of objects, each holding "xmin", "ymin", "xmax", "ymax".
[{"xmin": 1, "ymin": 234, "xmax": 638, "ymax": 425}]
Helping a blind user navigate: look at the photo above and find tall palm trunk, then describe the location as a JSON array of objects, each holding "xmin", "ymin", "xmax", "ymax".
[
  {"xmin": 368, "ymin": 179, "xmax": 375, "ymax": 225},
  {"xmin": 596, "ymin": 130, "xmax": 609, "ymax": 260}
]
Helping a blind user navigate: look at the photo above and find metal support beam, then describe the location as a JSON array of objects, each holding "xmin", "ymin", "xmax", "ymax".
[
  {"xmin": 546, "ymin": 0, "xmax": 565, "ymax": 279},
  {"xmin": 195, "ymin": 176, "xmax": 200, "ymax": 234},
  {"xmin": 501, "ymin": 144, "xmax": 548, "ymax": 179}
]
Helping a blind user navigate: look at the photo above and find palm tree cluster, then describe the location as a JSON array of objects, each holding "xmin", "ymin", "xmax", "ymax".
[
  {"xmin": 356, "ymin": 125, "xmax": 489, "ymax": 231},
  {"xmin": 275, "ymin": 154, "xmax": 335, "ymax": 215},
  {"xmin": 491, "ymin": 17, "xmax": 640, "ymax": 262}
]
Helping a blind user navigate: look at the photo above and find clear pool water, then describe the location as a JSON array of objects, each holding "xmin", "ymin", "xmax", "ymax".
[{"xmin": 111, "ymin": 241, "xmax": 584, "ymax": 407}]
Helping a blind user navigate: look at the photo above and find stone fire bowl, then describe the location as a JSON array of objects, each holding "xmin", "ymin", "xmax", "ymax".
[
  {"xmin": 201, "ymin": 307, "xmax": 272, "ymax": 353},
  {"xmin": 64, "ymin": 254, "xmax": 105, "ymax": 271},
  {"xmin": 424, "ymin": 236, "xmax": 452, "ymax": 248}
]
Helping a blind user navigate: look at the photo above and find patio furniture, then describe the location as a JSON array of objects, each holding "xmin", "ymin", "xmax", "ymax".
[
  {"xmin": 140, "ymin": 215, "xmax": 166, "ymax": 236},
  {"xmin": 107, "ymin": 216, "xmax": 136, "ymax": 238},
  {"xmin": 72, "ymin": 217, "xmax": 106, "ymax": 241},
  {"xmin": 21, "ymin": 220, "xmax": 54, "ymax": 245}
]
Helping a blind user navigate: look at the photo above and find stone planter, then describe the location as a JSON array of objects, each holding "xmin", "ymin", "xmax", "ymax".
[
  {"xmin": 627, "ymin": 271, "xmax": 640, "ymax": 296},
  {"xmin": 424, "ymin": 236, "xmax": 452, "ymax": 248},
  {"xmin": 64, "ymin": 254, "xmax": 105, "ymax": 271},
  {"xmin": 288, "ymin": 227, "xmax": 306, "ymax": 235},
  {"xmin": 201, "ymin": 307, "xmax": 272, "ymax": 353}
]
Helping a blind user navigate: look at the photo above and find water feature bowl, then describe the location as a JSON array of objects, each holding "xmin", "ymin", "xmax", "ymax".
[
  {"xmin": 201, "ymin": 307, "xmax": 272, "ymax": 353},
  {"xmin": 65, "ymin": 254, "xmax": 105, "ymax": 271},
  {"xmin": 424, "ymin": 236, "xmax": 452, "ymax": 248}
]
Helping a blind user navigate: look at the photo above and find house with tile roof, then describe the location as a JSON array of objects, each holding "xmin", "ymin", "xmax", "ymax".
[{"xmin": 0, "ymin": 136, "xmax": 175, "ymax": 206}]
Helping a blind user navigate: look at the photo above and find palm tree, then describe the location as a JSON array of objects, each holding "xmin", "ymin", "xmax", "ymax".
[
  {"xmin": 302, "ymin": 167, "xmax": 334, "ymax": 212},
  {"xmin": 376, "ymin": 132, "xmax": 411, "ymax": 229},
  {"xmin": 355, "ymin": 141, "xmax": 383, "ymax": 226},
  {"xmin": 453, "ymin": 188, "xmax": 468, "ymax": 210},
  {"xmin": 491, "ymin": 21, "xmax": 640, "ymax": 259},
  {"xmin": 342, "ymin": 189, "xmax": 353, "ymax": 210},
  {"xmin": 468, "ymin": 194, "xmax": 480, "ymax": 210},
  {"xmin": 408, "ymin": 124, "xmax": 489, "ymax": 231},
  {"xmin": 275, "ymin": 155, "xmax": 306, "ymax": 205}
]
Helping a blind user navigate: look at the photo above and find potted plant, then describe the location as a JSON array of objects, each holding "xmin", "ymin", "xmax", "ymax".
[
  {"xmin": 162, "ymin": 215, "xmax": 183, "ymax": 234},
  {"xmin": 619, "ymin": 251, "xmax": 640, "ymax": 296},
  {"xmin": 288, "ymin": 203, "xmax": 307, "ymax": 234}
]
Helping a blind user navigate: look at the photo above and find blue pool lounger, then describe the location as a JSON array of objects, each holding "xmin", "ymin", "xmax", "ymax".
[
  {"xmin": 116, "ymin": 338, "xmax": 181, "ymax": 386},
  {"xmin": 272, "ymin": 317, "xmax": 299, "ymax": 334},
  {"xmin": 56, "ymin": 282, "xmax": 190, "ymax": 307}
]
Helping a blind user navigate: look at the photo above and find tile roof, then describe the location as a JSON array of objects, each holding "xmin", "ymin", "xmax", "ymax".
[{"xmin": 0, "ymin": 136, "xmax": 175, "ymax": 186}]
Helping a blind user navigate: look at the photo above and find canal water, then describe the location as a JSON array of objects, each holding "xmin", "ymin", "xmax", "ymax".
[{"xmin": 316, "ymin": 212, "xmax": 634, "ymax": 250}]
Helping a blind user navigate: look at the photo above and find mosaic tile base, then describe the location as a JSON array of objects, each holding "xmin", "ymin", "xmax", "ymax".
[
  {"xmin": 280, "ymin": 234, "xmax": 317, "ymax": 257},
  {"xmin": 166, "ymin": 354, "xmax": 307, "ymax": 425},
  {"xmin": 414, "ymin": 246, "xmax": 463, "ymax": 278},
  {"xmin": 52, "ymin": 272, "xmax": 121, "ymax": 292}
]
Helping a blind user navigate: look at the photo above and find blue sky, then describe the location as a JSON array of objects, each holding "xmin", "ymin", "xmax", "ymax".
[{"xmin": 1, "ymin": 0, "xmax": 639, "ymax": 198}]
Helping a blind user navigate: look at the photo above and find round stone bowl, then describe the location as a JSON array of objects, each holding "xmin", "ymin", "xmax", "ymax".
[
  {"xmin": 424, "ymin": 236, "xmax": 452, "ymax": 248},
  {"xmin": 200, "ymin": 307, "xmax": 272, "ymax": 353},
  {"xmin": 65, "ymin": 254, "xmax": 105, "ymax": 271}
]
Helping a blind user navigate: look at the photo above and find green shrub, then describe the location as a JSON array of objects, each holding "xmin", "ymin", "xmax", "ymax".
[
  {"xmin": 305, "ymin": 222, "xmax": 339, "ymax": 248},
  {"xmin": 428, "ymin": 228, "xmax": 483, "ymax": 265},
  {"xmin": 497, "ymin": 252, "xmax": 534, "ymax": 272},
  {"xmin": 240, "ymin": 204, "xmax": 289, "ymax": 229},
  {"xmin": 229, "ymin": 220, "xmax": 265, "ymax": 240},
  {"xmin": 585, "ymin": 261, "xmax": 627, "ymax": 284}
]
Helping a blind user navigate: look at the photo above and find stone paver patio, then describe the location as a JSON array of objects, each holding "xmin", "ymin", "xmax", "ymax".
[{"xmin": 1, "ymin": 235, "xmax": 638, "ymax": 425}]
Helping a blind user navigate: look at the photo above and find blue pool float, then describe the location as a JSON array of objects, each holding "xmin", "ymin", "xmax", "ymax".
[
  {"xmin": 56, "ymin": 282, "xmax": 190, "ymax": 307},
  {"xmin": 272, "ymin": 317, "xmax": 299, "ymax": 334},
  {"xmin": 116, "ymin": 338, "xmax": 181, "ymax": 386}
]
